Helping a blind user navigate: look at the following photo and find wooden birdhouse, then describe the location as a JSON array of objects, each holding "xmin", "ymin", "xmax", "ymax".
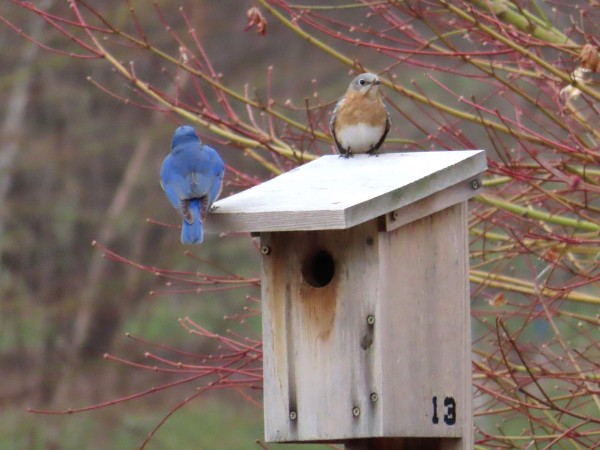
[{"xmin": 207, "ymin": 151, "xmax": 487, "ymax": 449}]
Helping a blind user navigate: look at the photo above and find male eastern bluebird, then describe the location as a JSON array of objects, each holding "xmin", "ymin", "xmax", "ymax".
[
  {"xmin": 330, "ymin": 72, "xmax": 391, "ymax": 158},
  {"xmin": 160, "ymin": 125, "xmax": 224, "ymax": 244}
]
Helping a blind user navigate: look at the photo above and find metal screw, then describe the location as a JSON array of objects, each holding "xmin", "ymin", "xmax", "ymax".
[
  {"xmin": 370, "ymin": 392, "xmax": 379, "ymax": 403},
  {"xmin": 261, "ymin": 245, "xmax": 271, "ymax": 255},
  {"xmin": 367, "ymin": 314, "xmax": 375, "ymax": 326},
  {"xmin": 289, "ymin": 410, "xmax": 297, "ymax": 421},
  {"xmin": 471, "ymin": 179, "xmax": 480, "ymax": 190},
  {"xmin": 352, "ymin": 406, "xmax": 361, "ymax": 417},
  {"xmin": 390, "ymin": 210, "xmax": 399, "ymax": 221}
]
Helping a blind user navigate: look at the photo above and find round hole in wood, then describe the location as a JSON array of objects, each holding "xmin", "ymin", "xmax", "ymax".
[{"xmin": 302, "ymin": 250, "xmax": 335, "ymax": 288}]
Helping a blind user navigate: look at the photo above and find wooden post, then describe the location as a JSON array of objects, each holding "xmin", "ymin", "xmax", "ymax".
[{"xmin": 207, "ymin": 151, "xmax": 487, "ymax": 448}]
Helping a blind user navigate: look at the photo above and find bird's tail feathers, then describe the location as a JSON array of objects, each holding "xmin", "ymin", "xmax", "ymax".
[{"xmin": 181, "ymin": 198, "xmax": 203, "ymax": 244}]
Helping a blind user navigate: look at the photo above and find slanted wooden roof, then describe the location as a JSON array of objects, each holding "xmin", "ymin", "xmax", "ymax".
[{"xmin": 206, "ymin": 150, "xmax": 486, "ymax": 233}]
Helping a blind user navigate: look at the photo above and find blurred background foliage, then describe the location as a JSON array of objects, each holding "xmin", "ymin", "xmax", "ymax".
[
  {"xmin": 1, "ymin": 0, "xmax": 599, "ymax": 449},
  {"xmin": 0, "ymin": 1, "xmax": 277, "ymax": 448}
]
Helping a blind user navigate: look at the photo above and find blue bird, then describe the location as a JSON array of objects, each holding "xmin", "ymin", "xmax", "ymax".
[{"xmin": 160, "ymin": 126, "xmax": 225, "ymax": 244}]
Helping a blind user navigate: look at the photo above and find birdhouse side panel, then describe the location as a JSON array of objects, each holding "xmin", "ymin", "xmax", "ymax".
[{"xmin": 378, "ymin": 202, "xmax": 471, "ymax": 440}]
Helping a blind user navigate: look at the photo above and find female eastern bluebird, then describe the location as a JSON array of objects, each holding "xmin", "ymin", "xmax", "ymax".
[
  {"xmin": 330, "ymin": 72, "xmax": 391, "ymax": 158},
  {"xmin": 160, "ymin": 125, "xmax": 224, "ymax": 244}
]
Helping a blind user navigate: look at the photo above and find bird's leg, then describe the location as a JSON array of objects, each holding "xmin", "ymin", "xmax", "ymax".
[
  {"xmin": 367, "ymin": 147, "xmax": 380, "ymax": 157},
  {"xmin": 181, "ymin": 200, "xmax": 193, "ymax": 224},
  {"xmin": 200, "ymin": 196, "xmax": 210, "ymax": 222},
  {"xmin": 339, "ymin": 147, "xmax": 353, "ymax": 159}
]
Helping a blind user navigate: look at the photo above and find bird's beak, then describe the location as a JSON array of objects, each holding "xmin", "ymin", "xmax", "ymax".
[{"xmin": 372, "ymin": 80, "xmax": 381, "ymax": 85}]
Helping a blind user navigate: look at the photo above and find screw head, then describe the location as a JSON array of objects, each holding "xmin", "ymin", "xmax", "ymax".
[
  {"xmin": 370, "ymin": 392, "xmax": 379, "ymax": 402},
  {"xmin": 261, "ymin": 245, "xmax": 271, "ymax": 255},
  {"xmin": 352, "ymin": 406, "xmax": 361, "ymax": 417},
  {"xmin": 471, "ymin": 179, "xmax": 480, "ymax": 190},
  {"xmin": 390, "ymin": 210, "xmax": 399, "ymax": 221},
  {"xmin": 289, "ymin": 410, "xmax": 297, "ymax": 421},
  {"xmin": 367, "ymin": 314, "xmax": 375, "ymax": 326}
]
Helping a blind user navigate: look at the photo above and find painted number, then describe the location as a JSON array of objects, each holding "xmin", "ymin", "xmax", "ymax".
[{"xmin": 432, "ymin": 396, "xmax": 456, "ymax": 425}]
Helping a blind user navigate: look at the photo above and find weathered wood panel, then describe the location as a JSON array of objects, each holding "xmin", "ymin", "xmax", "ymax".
[
  {"xmin": 261, "ymin": 203, "xmax": 472, "ymax": 447},
  {"xmin": 377, "ymin": 203, "xmax": 471, "ymax": 448},
  {"xmin": 383, "ymin": 177, "xmax": 481, "ymax": 231},
  {"xmin": 261, "ymin": 221, "xmax": 383, "ymax": 441},
  {"xmin": 206, "ymin": 151, "xmax": 486, "ymax": 233}
]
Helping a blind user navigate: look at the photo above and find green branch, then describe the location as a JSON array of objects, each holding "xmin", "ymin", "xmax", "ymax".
[
  {"xmin": 476, "ymin": 194, "xmax": 600, "ymax": 232},
  {"xmin": 467, "ymin": 0, "xmax": 575, "ymax": 46},
  {"xmin": 470, "ymin": 270, "xmax": 600, "ymax": 306}
]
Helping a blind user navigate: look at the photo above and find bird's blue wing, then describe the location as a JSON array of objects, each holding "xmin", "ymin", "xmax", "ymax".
[
  {"xmin": 204, "ymin": 145, "xmax": 225, "ymax": 205},
  {"xmin": 208, "ymin": 173, "xmax": 224, "ymax": 205},
  {"xmin": 160, "ymin": 154, "xmax": 188, "ymax": 216}
]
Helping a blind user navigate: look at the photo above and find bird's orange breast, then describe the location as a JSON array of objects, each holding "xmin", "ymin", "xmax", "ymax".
[{"xmin": 334, "ymin": 90, "xmax": 387, "ymax": 131}]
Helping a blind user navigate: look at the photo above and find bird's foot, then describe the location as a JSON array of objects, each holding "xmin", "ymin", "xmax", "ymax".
[
  {"xmin": 200, "ymin": 196, "xmax": 210, "ymax": 221},
  {"xmin": 209, "ymin": 204, "xmax": 220, "ymax": 213},
  {"xmin": 181, "ymin": 201, "xmax": 194, "ymax": 224}
]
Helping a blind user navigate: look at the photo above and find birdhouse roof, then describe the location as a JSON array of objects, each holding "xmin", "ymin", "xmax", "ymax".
[{"xmin": 206, "ymin": 150, "xmax": 486, "ymax": 233}]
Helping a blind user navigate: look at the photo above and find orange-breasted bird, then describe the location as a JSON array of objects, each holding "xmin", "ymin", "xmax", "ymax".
[{"xmin": 330, "ymin": 72, "xmax": 391, "ymax": 158}]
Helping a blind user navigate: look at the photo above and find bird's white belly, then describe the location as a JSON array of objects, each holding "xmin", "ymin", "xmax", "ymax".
[{"xmin": 337, "ymin": 123, "xmax": 384, "ymax": 153}]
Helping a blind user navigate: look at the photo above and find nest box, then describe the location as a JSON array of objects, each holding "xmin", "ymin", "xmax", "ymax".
[{"xmin": 208, "ymin": 151, "xmax": 487, "ymax": 449}]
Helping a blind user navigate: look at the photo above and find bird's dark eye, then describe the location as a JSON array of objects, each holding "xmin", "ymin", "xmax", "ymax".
[{"xmin": 358, "ymin": 78, "xmax": 366, "ymax": 86}]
